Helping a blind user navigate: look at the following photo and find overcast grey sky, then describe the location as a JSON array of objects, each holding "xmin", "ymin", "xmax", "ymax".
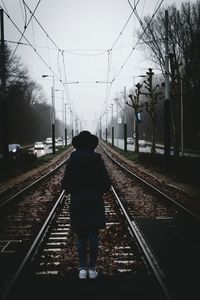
[{"xmin": 1, "ymin": 0, "xmax": 197, "ymax": 132}]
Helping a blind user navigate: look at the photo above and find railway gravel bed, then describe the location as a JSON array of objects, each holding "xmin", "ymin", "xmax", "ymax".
[
  {"xmin": 1, "ymin": 141, "xmax": 200, "ymax": 300},
  {"xmin": 0, "ymin": 167, "xmax": 65, "ymax": 295},
  {"xmin": 100, "ymin": 141, "xmax": 200, "ymax": 218},
  {"xmin": 98, "ymin": 143, "xmax": 200, "ymax": 300},
  {"xmin": 4, "ymin": 191, "xmax": 168, "ymax": 300},
  {"xmin": 0, "ymin": 147, "xmax": 73, "ymax": 204}
]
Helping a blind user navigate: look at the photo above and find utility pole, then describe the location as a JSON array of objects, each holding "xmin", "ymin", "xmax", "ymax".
[
  {"xmin": 51, "ymin": 82, "xmax": 56, "ymax": 154},
  {"xmin": 124, "ymin": 86, "xmax": 127, "ymax": 152},
  {"xmin": 164, "ymin": 10, "xmax": 171, "ymax": 167},
  {"xmin": 99, "ymin": 116, "xmax": 102, "ymax": 139},
  {"xmin": 71, "ymin": 110, "xmax": 74, "ymax": 139},
  {"xmin": 111, "ymin": 103, "xmax": 114, "ymax": 146},
  {"xmin": 42, "ymin": 74, "xmax": 56, "ymax": 154},
  {"xmin": 0, "ymin": 9, "xmax": 8, "ymax": 160},
  {"xmin": 105, "ymin": 109, "xmax": 108, "ymax": 142},
  {"xmin": 64, "ymin": 103, "xmax": 67, "ymax": 147}
]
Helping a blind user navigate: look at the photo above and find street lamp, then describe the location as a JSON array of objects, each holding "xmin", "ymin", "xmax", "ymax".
[
  {"xmin": 42, "ymin": 74, "xmax": 56, "ymax": 154},
  {"xmin": 63, "ymin": 81, "xmax": 79, "ymax": 85},
  {"xmin": 96, "ymin": 81, "xmax": 112, "ymax": 84}
]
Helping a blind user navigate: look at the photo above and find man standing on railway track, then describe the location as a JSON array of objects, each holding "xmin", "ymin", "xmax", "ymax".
[{"xmin": 61, "ymin": 130, "xmax": 111, "ymax": 279}]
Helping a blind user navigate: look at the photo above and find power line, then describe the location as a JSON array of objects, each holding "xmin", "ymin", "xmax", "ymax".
[
  {"xmin": 22, "ymin": 0, "xmax": 62, "ymax": 53},
  {"xmin": 113, "ymin": 0, "xmax": 164, "ymax": 82},
  {"xmin": 22, "ymin": 1, "xmax": 79, "ymax": 117},
  {"xmin": 110, "ymin": 0, "xmax": 141, "ymax": 50},
  {"xmin": 18, "ymin": 0, "xmax": 26, "ymax": 26},
  {"xmin": 103, "ymin": 0, "xmax": 164, "ymax": 114},
  {"xmin": 6, "ymin": 39, "xmax": 136, "ymax": 54},
  {"xmin": 0, "ymin": 5, "xmax": 62, "ymax": 85},
  {"xmin": 0, "ymin": 0, "xmax": 8, "ymax": 13},
  {"xmin": 9, "ymin": 0, "xmax": 42, "ymax": 62},
  {"xmin": 63, "ymin": 49, "xmax": 107, "ymax": 56},
  {"xmin": 102, "ymin": 0, "xmax": 141, "ymax": 113},
  {"xmin": 127, "ymin": 0, "xmax": 165, "ymax": 64}
]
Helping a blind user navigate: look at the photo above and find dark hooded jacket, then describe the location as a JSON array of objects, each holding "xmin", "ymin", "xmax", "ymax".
[{"xmin": 61, "ymin": 149, "xmax": 111, "ymax": 233}]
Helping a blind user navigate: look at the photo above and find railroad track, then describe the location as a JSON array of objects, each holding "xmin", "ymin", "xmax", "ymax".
[
  {"xmin": 0, "ymin": 160, "xmax": 68, "ymax": 298},
  {"xmin": 99, "ymin": 141, "xmax": 200, "ymax": 300},
  {"xmin": 1, "ymin": 142, "xmax": 200, "ymax": 299},
  {"xmin": 0, "ymin": 147, "xmax": 73, "ymax": 205},
  {"xmin": 1, "ymin": 187, "xmax": 171, "ymax": 300}
]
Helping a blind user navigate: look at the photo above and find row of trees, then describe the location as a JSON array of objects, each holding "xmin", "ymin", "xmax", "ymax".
[
  {"xmin": 105, "ymin": 1, "xmax": 200, "ymax": 157},
  {"xmin": 0, "ymin": 44, "xmax": 64, "ymax": 151}
]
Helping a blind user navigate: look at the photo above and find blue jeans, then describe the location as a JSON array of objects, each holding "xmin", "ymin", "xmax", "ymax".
[{"xmin": 77, "ymin": 230, "xmax": 99, "ymax": 269}]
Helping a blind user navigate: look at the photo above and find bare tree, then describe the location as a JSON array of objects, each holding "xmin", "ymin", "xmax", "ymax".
[
  {"xmin": 141, "ymin": 68, "xmax": 161, "ymax": 154},
  {"xmin": 137, "ymin": 1, "xmax": 200, "ymax": 154},
  {"xmin": 1, "ymin": 44, "xmax": 52, "ymax": 144},
  {"xmin": 127, "ymin": 83, "xmax": 143, "ymax": 154}
]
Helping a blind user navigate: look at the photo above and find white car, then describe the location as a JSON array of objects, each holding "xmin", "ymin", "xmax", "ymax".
[
  {"xmin": 127, "ymin": 137, "xmax": 134, "ymax": 144},
  {"xmin": 34, "ymin": 142, "xmax": 45, "ymax": 150},
  {"xmin": 139, "ymin": 139, "xmax": 146, "ymax": 147},
  {"xmin": 45, "ymin": 137, "xmax": 52, "ymax": 145}
]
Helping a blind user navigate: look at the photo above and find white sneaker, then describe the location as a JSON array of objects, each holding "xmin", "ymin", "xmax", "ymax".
[
  {"xmin": 79, "ymin": 269, "xmax": 87, "ymax": 279},
  {"xmin": 88, "ymin": 269, "xmax": 98, "ymax": 279}
]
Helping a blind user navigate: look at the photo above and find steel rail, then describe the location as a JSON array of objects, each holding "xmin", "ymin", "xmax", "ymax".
[
  {"xmin": 0, "ymin": 157, "xmax": 69, "ymax": 210},
  {"xmin": 111, "ymin": 185, "xmax": 172, "ymax": 300},
  {"xmin": 0, "ymin": 190, "xmax": 66, "ymax": 300}
]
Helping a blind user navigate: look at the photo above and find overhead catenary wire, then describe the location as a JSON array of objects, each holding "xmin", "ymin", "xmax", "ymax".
[
  {"xmin": 1, "ymin": 3, "xmax": 80, "ymax": 120},
  {"xmin": 127, "ymin": 0, "xmax": 165, "ymax": 65},
  {"xmin": 0, "ymin": 5, "xmax": 63, "ymax": 85},
  {"xmin": 0, "ymin": 0, "xmax": 8, "ymax": 13},
  {"xmin": 18, "ymin": 0, "xmax": 26, "ymax": 26},
  {"xmin": 14, "ymin": 0, "xmax": 81, "ymax": 117},
  {"xmin": 9, "ymin": 0, "xmax": 42, "ymax": 63},
  {"xmin": 5, "ymin": 39, "xmax": 137, "ymax": 53},
  {"xmin": 22, "ymin": 0, "xmax": 62, "ymax": 53},
  {"xmin": 103, "ymin": 0, "xmax": 164, "ymax": 117},
  {"xmin": 61, "ymin": 50, "xmax": 73, "ymax": 111},
  {"xmin": 110, "ymin": 0, "xmax": 141, "ymax": 51},
  {"xmin": 112, "ymin": 0, "xmax": 164, "ymax": 83}
]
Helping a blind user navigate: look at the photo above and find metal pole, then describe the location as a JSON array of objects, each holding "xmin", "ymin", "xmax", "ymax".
[
  {"xmin": 116, "ymin": 102, "xmax": 118, "ymax": 147},
  {"xmin": 111, "ymin": 104, "xmax": 114, "ymax": 146},
  {"xmin": 64, "ymin": 103, "xmax": 67, "ymax": 146},
  {"xmin": 51, "ymin": 76, "xmax": 56, "ymax": 154},
  {"xmin": 124, "ymin": 86, "xmax": 127, "ymax": 152},
  {"xmin": 106, "ymin": 110, "xmax": 108, "ymax": 142},
  {"xmin": 180, "ymin": 78, "xmax": 184, "ymax": 156},
  {"xmin": 62, "ymin": 90, "xmax": 64, "ymax": 146},
  {"xmin": 99, "ymin": 116, "xmax": 102, "ymax": 139},
  {"xmin": 0, "ymin": 9, "xmax": 8, "ymax": 160},
  {"xmin": 164, "ymin": 10, "xmax": 171, "ymax": 166},
  {"xmin": 71, "ymin": 111, "xmax": 74, "ymax": 138}
]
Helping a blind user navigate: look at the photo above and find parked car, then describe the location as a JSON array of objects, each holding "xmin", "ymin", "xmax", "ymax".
[
  {"xmin": 34, "ymin": 142, "xmax": 45, "ymax": 150},
  {"xmin": 8, "ymin": 144, "xmax": 37, "ymax": 160},
  {"xmin": 8, "ymin": 143, "xmax": 21, "ymax": 159},
  {"xmin": 139, "ymin": 139, "xmax": 146, "ymax": 147},
  {"xmin": 20, "ymin": 148, "xmax": 37, "ymax": 160},
  {"xmin": 127, "ymin": 137, "xmax": 134, "ymax": 144},
  {"xmin": 9, "ymin": 143, "xmax": 21, "ymax": 153},
  {"xmin": 45, "ymin": 137, "xmax": 52, "ymax": 145},
  {"xmin": 56, "ymin": 137, "xmax": 63, "ymax": 142}
]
